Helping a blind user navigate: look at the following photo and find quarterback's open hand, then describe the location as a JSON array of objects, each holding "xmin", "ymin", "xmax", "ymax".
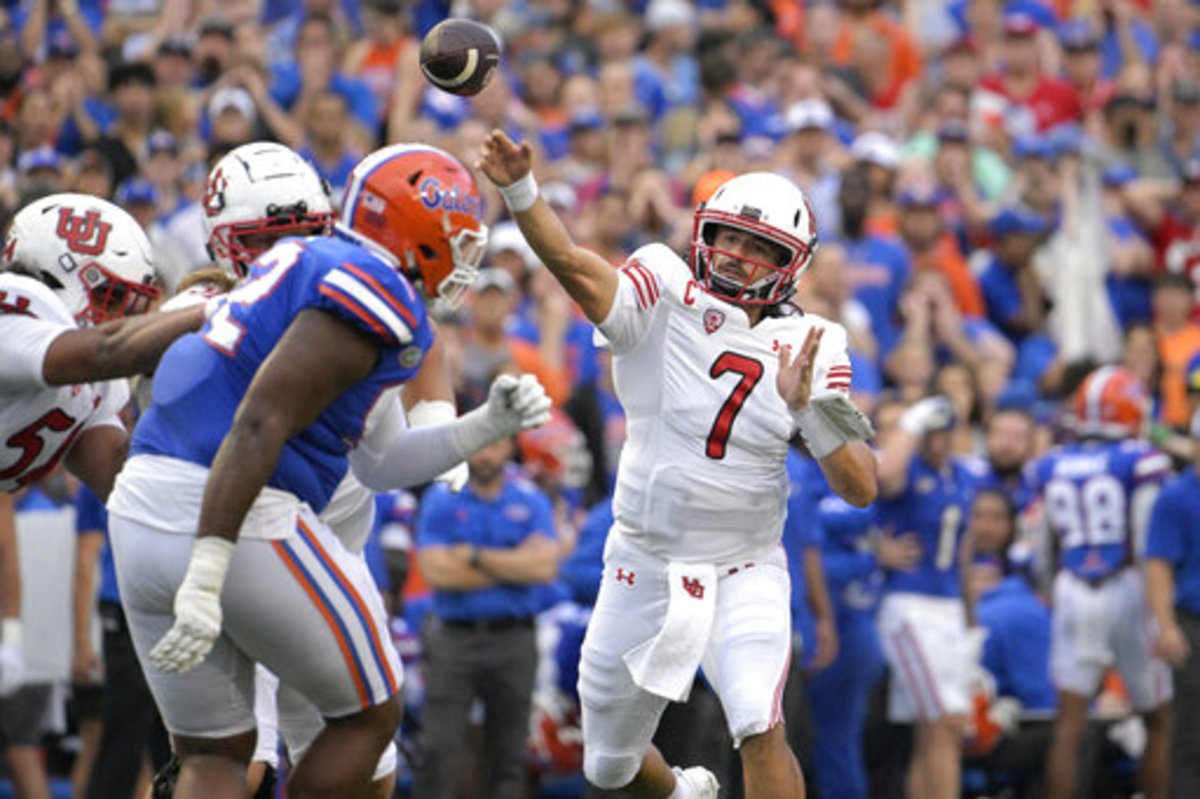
[
  {"xmin": 486, "ymin": 374, "xmax": 553, "ymax": 437},
  {"xmin": 476, "ymin": 130, "xmax": 533, "ymax": 188},
  {"xmin": 777, "ymin": 327, "xmax": 824, "ymax": 411}
]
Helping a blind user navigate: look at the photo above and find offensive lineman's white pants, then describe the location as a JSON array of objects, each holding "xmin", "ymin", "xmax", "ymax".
[
  {"xmin": 578, "ymin": 530, "xmax": 791, "ymax": 786},
  {"xmin": 110, "ymin": 508, "xmax": 402, "ymax": 739}
]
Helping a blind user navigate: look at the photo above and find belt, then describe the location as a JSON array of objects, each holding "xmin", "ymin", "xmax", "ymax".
[{"xmin": 441, "ymin": 616, "xmax": 535, "ymax": 632}]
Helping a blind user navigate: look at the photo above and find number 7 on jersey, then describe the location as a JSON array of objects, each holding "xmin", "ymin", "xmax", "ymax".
[{"xmin": 706, "ymin": 351, "xmax": 763, "ymax": 459}]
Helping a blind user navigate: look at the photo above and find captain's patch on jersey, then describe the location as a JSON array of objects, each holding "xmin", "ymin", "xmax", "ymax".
[{"xmin": 621, "ymin": 260, "xmax": 660, "ymax": 311}]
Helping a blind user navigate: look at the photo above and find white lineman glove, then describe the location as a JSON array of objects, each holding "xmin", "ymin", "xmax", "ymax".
[
  {"xmin": 408, "ymin": 400, "xmax": 469, "ymax": 492},
  {"xmin": 454, "ymin": 374, "xmax": 553, "ymax": 454},
  {"xmin": 899, "ymin": 395, "xmax": 956, "ymax": 436},
  {"xmin": 149, "ymin": 537, "xmax": 235, "ymax": 674},
  {"xmin": 0, "ymin": 619, "xmax": 24, "ymax": 697}
]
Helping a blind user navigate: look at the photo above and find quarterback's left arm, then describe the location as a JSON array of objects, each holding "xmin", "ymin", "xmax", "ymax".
[
  {"xmin": 781, "ymin": 325, "xmax": 878, "ymax": 508},
  {"xmin": 42, "ymin": 304, "xmax": 207, "ymax": 387},
  {"xmin": 149, "ymin": 309, "xmax": 378, "ymax": 673}
]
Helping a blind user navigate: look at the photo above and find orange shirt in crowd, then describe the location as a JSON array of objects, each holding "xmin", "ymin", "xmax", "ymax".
[
  {"xmin": 1157, "ymin": 324, "xmax": 1200, "ymax": 426},
  {"xmin": 509, "ymin": 338, "xmax": 570, "ymax": 408},
  {"xmin": 868, "ymin": 216, "xmax": 985, "ymax": 319},
  {"xmin": 916, "ymin": 236, "xmax": 986, "ymax": 319},
  {"xmin": 830, "ymin": 14, "xmax": 923, "ymax": 99}
]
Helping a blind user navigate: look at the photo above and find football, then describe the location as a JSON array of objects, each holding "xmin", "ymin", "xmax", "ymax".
[{"xmin": 419, "ymin": 18, "xmax": 502, "ymax": 97}]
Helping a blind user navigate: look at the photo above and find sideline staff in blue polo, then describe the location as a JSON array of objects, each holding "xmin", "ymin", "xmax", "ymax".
[
  {"xmin": 1146, "ymin": 407, "xmax": 1200, "ymax": 798},
  {"xmin": 415, "ymin": 433, "xmax": 560, "ymax": 799}
]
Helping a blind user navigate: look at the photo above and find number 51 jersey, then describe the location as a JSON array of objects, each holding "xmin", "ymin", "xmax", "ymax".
[
  {"xmin": 0, "ymin": 273, "xmax": 129, "ymax": 491},
  {"xmin": 131, "ymin": 235, "xmax": 432, "ymax": 513},
  {"xmin": 596, "ymin": 243, "xmax": 853, "ymax": 564}
]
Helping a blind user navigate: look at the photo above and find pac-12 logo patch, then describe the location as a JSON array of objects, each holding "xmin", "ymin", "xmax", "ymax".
[{"xmin": 703, "ymin": 308, "xmax": 725, "ymax": 335}]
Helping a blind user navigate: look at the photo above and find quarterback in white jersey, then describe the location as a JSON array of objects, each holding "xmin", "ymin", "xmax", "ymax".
[
  {"xmin": 479, "ymin": 131, "xmax": 877, "ymax": 799},
  {"xmin": 0, "ymin": 193, "xmax": 205, "ymax": 697}
]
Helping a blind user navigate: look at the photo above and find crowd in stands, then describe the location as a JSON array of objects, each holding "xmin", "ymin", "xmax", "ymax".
[{"xmin": 2, "ymin": 0, "xmax": 1200, "ymax": 796}]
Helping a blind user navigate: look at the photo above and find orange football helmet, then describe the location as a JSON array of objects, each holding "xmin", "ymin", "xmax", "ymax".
[
  {"xmin": 337, "ymin": 143, "xmax": 487, "ymax": 309},
  {"xmin": 1073, "ymin": 366, "xmax": 1148, "ymax": 439}
]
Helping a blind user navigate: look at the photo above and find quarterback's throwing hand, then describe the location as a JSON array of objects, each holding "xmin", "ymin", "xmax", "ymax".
[
  {"xmin": 476, "ymin": 130, "xmax": 533, "ymax": 188},
  {"xmin": 777, "ymin": 327, "xmax": 824, "ymax": 411}
]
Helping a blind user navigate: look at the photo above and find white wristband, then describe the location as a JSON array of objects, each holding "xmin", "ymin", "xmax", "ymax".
[
  {"xmin": 793, "ymin": 405, "xmax": 843, "ymax": 460},
  {"xmin": 498, "ymin": 172, "xmax": 539, "ymax": 214},
  {"xmin": 1, "ymin": 619, "xmax": 20, "ymax": 648}
]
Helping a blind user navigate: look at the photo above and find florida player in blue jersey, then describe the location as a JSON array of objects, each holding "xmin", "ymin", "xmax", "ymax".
[
  {"xmin": 105, "ymin": 144, "xmax": 546, "ymax": 798},
  {"xmin": 876, "ymin": 395, "xmax": 978, "ymax": 799},
  {"xmin": 1036, "ymin": 367, "xmax": 1174, "ymax": 799}
]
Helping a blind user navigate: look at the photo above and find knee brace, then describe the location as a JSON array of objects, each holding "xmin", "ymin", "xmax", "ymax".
[{"xmin": 583, "ymin": 748, "xmax": 642, "ymax": 790}]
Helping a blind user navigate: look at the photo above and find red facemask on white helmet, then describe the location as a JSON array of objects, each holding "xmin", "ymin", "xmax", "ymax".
[
  {"xmin": 2, "ymin": 193, "xmax": 159, "ymax": 324},
  {"xmin": 691, "ymin": 172, "xmax": 819, "ymax": 306},
  {"xmin": 203, "ymin": 142, "xmax": 335, "ymax": 278}
]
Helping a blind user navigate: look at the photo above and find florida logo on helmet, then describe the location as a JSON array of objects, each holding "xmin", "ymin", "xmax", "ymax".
[{"xmin": 419, "ymin": 176, "xmax": 483, "ymax": 220}]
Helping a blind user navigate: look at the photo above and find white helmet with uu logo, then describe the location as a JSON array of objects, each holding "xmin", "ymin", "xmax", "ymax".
[
  {"xmin": 691, "ymin": 172, "xmax": 819, "ymax": 306},
  {"xmin": 203, "ymin": 142, "xmax": 335, "ymax": 278},
  {"xmin": 2, "ymin": 192, "xmax": 159, "ymax": 324}
]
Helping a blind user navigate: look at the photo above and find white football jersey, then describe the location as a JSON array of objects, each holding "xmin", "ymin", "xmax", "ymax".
[
  {"xmin": 598, "ymin": 244, "xmax": 852, "ymax": 563},
  {"xmin": 0, "ymin": 273, "xmax": 129, "ymax": 492}
]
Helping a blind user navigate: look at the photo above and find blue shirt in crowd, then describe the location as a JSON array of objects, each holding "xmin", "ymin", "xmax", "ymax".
[
  {"xmin": 978, "ymin": 575, "xmax": 1056, "ymax": 711},
  {"xmin": 1146, "ymin": 468, "xmax": 1200, "ymax": 615},
  {"xmin": 74, "ymin": 484, "xmax": 120, "ymax": 605},
  {"xmin": 559, "ymin": 498, "xmax": 611, "ymax": 607},
  {"xmin": 841, "ymin": 235, "xmax": 911, "ymax": 356},
  {"xmin": 877, "ymin": 455, "xmax": 975, "ymax": 598},
  {"xmin": 416, "ymin": 478, "xmax": 556, "ymax": 622}
]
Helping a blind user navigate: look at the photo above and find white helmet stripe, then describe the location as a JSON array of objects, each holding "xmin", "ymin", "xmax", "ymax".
[
  {"xmin": 340, "ymin": 143, "xmax": 446, "ymax": 229},
  {"xmin": 1085, "ymin": 365, "xmax": 1117, "ymax": 425}
]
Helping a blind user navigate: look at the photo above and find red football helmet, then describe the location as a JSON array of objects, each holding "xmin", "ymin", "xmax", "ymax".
[
  {"xmin": 1073, "ymin": 366, "xmax": 1148, "ymax": 438},
  {"xmin": 337, "ymin": 143, "xmax": 487, "ymax": 309}
]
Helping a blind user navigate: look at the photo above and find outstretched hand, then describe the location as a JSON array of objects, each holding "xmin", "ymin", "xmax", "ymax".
[
  {"xmin": 476, "ymin": 130, "xmax": 533, "ymax": 188},
  {"xmin": 778, "ymin": 327, "xmax": 824, "ymax": 411}
]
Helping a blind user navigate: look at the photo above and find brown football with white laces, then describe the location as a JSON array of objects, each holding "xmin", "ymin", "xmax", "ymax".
[{"xmin": 419, "ymin": 18, "xmax": 502, "ymax": 97}]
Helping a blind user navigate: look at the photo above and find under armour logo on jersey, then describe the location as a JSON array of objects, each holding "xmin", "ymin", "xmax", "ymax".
[
  {"xmin": 703, "ymin": 308, "xmax": 725, "ymax": 334},
  {"xmin": 0, "ymin": 291, "xmax": 32, "ymax": 317},
  {"xmin": 681, "ymin": 576, "xmax": 705, "ymax": 600},
  {"xmin": 621, "ymin": 260, "xmax": 659, "ymax": 311},
  {"xmin": 56, "ymin": 208, "xmax": 112, "ymax": 256},
  {"xmin": 615, "ymin": 568, "xmax": 635, "ymax": 586}
]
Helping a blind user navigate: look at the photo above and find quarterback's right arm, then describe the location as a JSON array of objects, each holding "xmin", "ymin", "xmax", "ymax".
[
  {"xmin": 477, "ymin": 130, "xmax": 618, "ymax": 325},
  {"xmin": 41, "ymin": 305, "xmax": 207, "ymax": 386}
]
